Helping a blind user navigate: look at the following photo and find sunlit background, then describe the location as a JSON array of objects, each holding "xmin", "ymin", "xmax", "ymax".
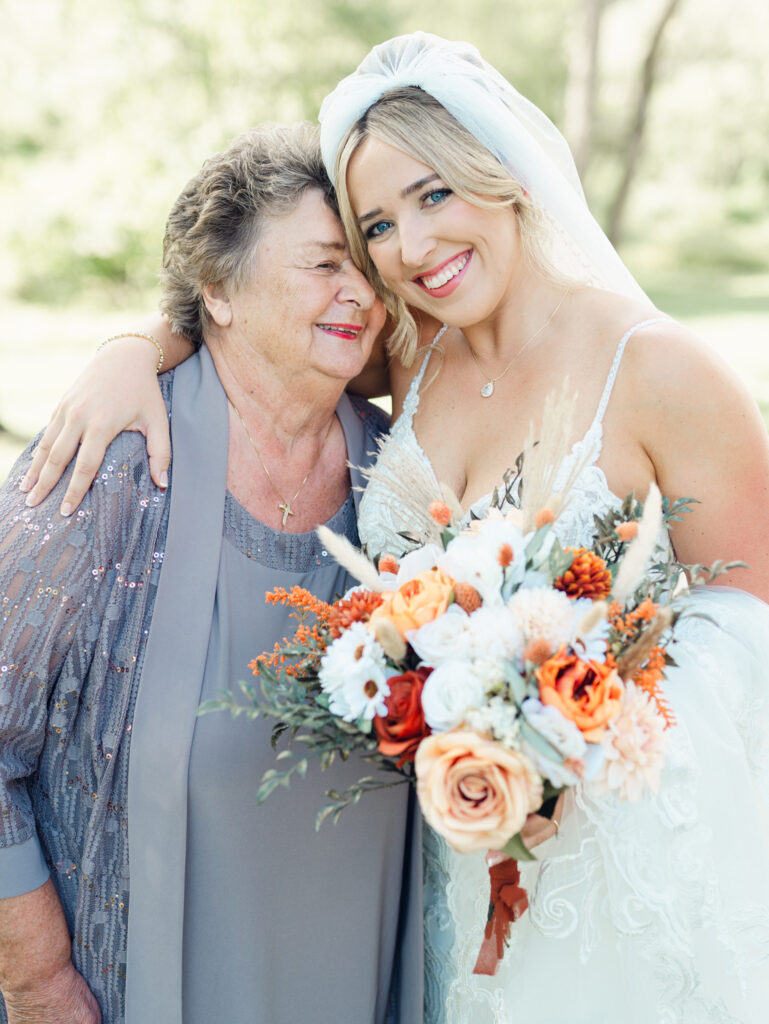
[{"xmin": 2, "ymin": 0, "xmax": 768, "ymax": 478}]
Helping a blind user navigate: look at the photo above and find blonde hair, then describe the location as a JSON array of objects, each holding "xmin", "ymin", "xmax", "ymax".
[
  {"xmin": 335, "ymin": 87, "xmax": 569, "ymax": 366},
  {"xmin": 160, "ymin": 123, "xmax": 334, "ymax": 349}
]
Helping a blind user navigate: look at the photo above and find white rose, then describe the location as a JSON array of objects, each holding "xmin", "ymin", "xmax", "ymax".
[
  {"xmin": 421, "ymin": 661, "xmax": 487, "ymax": 732},
  {"xmin": 437, "ymin": 533, "xmax": 507, "ymax": 606},
  {"xmin": 392, "ymin": 544, "xmax": 445, "ymax": 586},
  {"xmin": 407, "ymin": 604, "xmax": 472, "ymax": 666}
]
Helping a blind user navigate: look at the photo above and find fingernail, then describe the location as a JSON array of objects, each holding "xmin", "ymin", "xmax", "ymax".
[
  {"xmin": 60, "ymin": 503, "xmax": 73, "ymax": 518},
  {"xmin": 25, "ymin": 491, "xmax": 37, "ymax": 507},
  {"xmin": 19, "ymin": 475, "xmax": 31, "ymax": 493},
  {"xmin": 159, "ymin": 471, "xmax": 168, "ymax": 489}
]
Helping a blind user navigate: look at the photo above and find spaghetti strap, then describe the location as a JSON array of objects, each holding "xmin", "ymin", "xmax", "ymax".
[
  {"xmin": 399, "ymin": 323, "xmax": 449, "ymax": 424},
  {"xmin": 591, "ymin": 317, "xmax": 669, "ymax": 429}
]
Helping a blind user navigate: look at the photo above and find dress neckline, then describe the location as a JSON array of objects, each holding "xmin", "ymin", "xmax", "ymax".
[{"xmin": 402, "ymin": 317, "xmax": 669, "ymax": 517}]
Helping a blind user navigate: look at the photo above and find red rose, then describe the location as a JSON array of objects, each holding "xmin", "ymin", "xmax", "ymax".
[{"xmin": 374, "ymin": 668, "xmax": 431, "ymax": 766}]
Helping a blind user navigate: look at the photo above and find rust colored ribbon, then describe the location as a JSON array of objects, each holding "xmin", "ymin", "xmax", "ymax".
[{"xmin": 472, "ymin": 858, "xmax": 529, "ymax": 976}]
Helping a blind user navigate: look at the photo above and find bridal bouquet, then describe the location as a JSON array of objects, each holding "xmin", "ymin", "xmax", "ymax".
[
  {"xmin": 207, "ymin": 479, "xmax": 705, "ymax": 972},
  {"xmin": 205, "ymin": 393, "xmax": 731, "ymax": 973}
]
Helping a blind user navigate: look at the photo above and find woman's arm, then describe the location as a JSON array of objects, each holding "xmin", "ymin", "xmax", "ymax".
[
  {"xmin": 21, "ymin": 316, "xmax": 194, "ymax": 515},
  {"xmin": 0, "ymin": 881, "xmax": 101, "ymax": 1023},
  {"xmin": 631, "ymin": 322, "xmax": 769, "ymax": 602}
]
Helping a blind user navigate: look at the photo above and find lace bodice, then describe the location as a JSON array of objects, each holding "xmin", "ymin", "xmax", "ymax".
[{"xmin": 358, "ymin": 318, "xmax": 668, "ymax": 558}]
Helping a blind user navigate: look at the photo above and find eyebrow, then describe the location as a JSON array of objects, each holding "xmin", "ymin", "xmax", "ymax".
[
  {"xmin": 299, "ymin": 241, "xmax": 348, "ymax": 252},
  {"xmin": 357, "ymin": 173, "xmax": 441, "ymax": 226}
]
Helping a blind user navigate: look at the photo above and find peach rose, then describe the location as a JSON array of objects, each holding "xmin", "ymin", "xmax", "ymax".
[
  {"xmin": 536, "ymin": 648, "xmax": 623, "ymax": 742},
  {"xmin": 415, "ymin": 731, "xmax": 543, "ymax": 854},
  {"xmin": 369, "ymin": 568, "xmax": 455, "ymax": 636}
]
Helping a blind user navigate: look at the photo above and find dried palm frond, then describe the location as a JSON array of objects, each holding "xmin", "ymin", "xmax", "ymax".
[
  {"xmin": 611, "ymin": 483, "xmax": 663, "ymax": 604},
  {"xmin": 316, "ymin": 526, "xmax": 385, "ymax": 592},
  {"xmin": 356, "ymin": 433, "xmax": 447, "ymax": 547}
]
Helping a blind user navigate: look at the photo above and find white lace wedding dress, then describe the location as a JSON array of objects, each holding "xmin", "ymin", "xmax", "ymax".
[{"xmin": 358, "ymin": 321, "xmax": 769, "ymax": 1024}]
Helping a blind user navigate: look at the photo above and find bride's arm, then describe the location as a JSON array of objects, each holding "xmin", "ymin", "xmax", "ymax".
[
  {"xmin": 630, "ymin": 321, "xmax": 769, "ymax": 603},
  {"xmin": 21, "ymin": 317, "xmax": 194, "ymax": 515}
]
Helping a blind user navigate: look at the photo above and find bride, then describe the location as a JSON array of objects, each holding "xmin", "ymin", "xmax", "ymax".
[
  {"xmin": 318, "ymin": 33, "xmax": 769, "ymax": 1023},
  {"xmin": 20, "ymin": 32, "xmax": 769, "ymax": 1024}
]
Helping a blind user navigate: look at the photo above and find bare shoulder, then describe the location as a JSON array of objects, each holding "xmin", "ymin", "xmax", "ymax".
[{"xmin": 617, "ymin": 312, "xmax": 758, "ymax": 426}]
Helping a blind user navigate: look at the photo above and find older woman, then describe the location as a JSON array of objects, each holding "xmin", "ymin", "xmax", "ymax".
[{"xmin": 0, "ymin": 124, "xmax": 421, "ymax": 1024}]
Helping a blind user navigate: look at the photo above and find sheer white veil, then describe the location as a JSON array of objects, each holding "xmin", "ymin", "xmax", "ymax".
[{"xmin": 319, "ymin": 31, "xmax": 646, "ymax": 301}]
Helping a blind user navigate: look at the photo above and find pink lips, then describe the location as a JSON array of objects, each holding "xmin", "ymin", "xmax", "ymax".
[
  {"xmin": 317, "ymin": 323, "xmax": 364, "ymax": 339},
  {"xmin": 413, "ymin": 249, "xmax": 473, "ymax": 298}
]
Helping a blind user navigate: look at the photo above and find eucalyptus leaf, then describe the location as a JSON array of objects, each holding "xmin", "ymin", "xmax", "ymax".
[
  {"xmin": 519, "ymin": 718, "xmax": 563, "ymax": 761},
  {"xmin": 500, "ymin": 831, "xmax": 537, "ymax": 862}
]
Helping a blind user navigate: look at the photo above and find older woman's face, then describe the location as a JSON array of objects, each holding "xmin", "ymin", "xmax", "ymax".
[
  {"xmin": 224, "ymin": 188, "xmax": 382, "ymax": 382},
  {"xmin": 347, "ymin": 137, "xmax": 521, "ymax": 331}
]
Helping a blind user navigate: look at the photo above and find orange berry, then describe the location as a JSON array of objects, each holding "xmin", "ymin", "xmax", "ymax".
[
  {"xmin": 429, "ymin": 500, "xmax": 452, "ymax": 526},
  {"xmin": 378, "ymin": 554, "xmax": 400, "ymax": 575},
  {"xmin": 534, "ymin": 507, "xmax": 555, "ymax": 529},
  {"xmin": 453, "ymin": 582, "xmax": 482, "ymax": 614},
  {"xmin": 523, "ymin": 636, "xmax": 552, "ymax": 666},
  {"xmin": 498, "ymin": 543, "xmax": 514, "ymax": 567},
  {"xmin": 616, "ymin": 521, "xmax": 639, "ymax": 542}
]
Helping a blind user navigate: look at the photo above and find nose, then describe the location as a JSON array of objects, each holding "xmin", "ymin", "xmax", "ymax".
[
  {"xmin": 337, "ymin": 260, "xmax": 376, "ymax": 310},
  {"xmin": 398, "ymin": 212, "xmax": 436, "ymax": 271}
]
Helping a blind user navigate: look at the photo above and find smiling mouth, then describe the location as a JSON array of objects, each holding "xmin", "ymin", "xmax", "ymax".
[
  {"xmin": 416, "ymin": 250, "xmax": 472, "ymax": 291},
  {"xmin": 316, "ymin": 323, "xmax": 363, "ymax": 339}
]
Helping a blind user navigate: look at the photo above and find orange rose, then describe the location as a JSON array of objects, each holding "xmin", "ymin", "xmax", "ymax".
[
  {"xmin": 369, "ymin": 568, "xmax": 455, "ymax": 636},
  {"xmin": 415, "ymin": 731, "xmax": 543, "ymax": 854},
  {"xmin": 536, "ymin": 648, "xmax": 623, "ymax": 742}
]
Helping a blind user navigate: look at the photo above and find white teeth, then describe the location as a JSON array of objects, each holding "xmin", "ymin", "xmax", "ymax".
[{"xmin": 421, "ymin": 251, "xmax": 470, "ymax": 290}]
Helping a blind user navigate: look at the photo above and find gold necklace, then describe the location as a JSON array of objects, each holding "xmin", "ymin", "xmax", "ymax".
[
  {"xmin": 468, "ymin": 291, "xmax": 569, "ymax": 398},
  {"xmin": 228, "ymin": 397, "xmax": 335, "ymax": 528}
]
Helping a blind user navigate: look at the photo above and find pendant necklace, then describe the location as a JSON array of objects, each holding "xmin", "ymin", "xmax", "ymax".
[
  {"xmin": 228, "ymin": 397, "xmax": 334, "ymax": 527},
  {"xmin": 468, "ymin": 291, "xmax": 569, "ymax": 398}
]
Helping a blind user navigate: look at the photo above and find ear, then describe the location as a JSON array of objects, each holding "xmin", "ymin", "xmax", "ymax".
[{"xmin": 201, "ymin": 281, "xmax": 233, "ymax": 327}]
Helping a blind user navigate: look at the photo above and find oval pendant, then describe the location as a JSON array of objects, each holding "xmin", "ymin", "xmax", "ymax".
[{"xmin": 480, "ymin": 381, "xmax": 494, "ymax": 398}]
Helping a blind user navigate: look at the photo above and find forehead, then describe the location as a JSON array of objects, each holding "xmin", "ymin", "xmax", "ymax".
[
  {"xmin": 259, "ymin": 187, "xmax": 347, "ymax": 256},
  {"xmin": 346, "ymin": 137, "xmax": 437, "ymax": 211}
]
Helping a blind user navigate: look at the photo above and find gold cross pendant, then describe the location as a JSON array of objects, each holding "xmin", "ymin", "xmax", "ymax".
[{"xmin": 278, "ymin": 501, "xmax": 294, "ymax": 527}]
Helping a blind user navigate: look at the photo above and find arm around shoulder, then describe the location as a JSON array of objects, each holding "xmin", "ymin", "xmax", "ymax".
[{"xmin": 21, "ymin": 315, "xmax": 193, "ymax": 514}]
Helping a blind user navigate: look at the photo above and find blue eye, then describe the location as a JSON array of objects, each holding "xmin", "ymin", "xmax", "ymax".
[
  {"xmin": 365, "ymin": 220, "xmax": 393, "ymax": 240},
  {"xmin": 423, "ymin": 188, "xmax": 451, "ymax": 207}
]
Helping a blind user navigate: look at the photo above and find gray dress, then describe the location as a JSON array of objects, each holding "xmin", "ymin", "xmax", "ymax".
[
  {"xmin": 0, "ymin": 348, "xmax": 422, "ymax": 1024},
  {"xmin": 183, "ymin": 492, "xmax": 413, "ymax": 1023}
]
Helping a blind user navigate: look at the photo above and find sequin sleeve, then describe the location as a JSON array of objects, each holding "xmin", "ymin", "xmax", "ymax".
[{"xmin": 0, "ymin": 423, "xmax": 168, "ymax": 897}]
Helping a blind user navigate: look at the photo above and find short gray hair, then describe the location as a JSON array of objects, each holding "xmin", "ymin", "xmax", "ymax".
[{"xmin": 160, "ymin": 123, "xmax": 335, "ymax": 348}]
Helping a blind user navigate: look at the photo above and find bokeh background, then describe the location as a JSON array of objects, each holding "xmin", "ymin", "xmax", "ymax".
[{"xmin": 2, "ymin": 0, "xmax": 768, "ymax": 478}]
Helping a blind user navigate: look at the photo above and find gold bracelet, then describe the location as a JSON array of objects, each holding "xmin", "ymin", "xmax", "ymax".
[{"xmin": 97, "ymin": 332, "xmax": 165, "ymax": 373}]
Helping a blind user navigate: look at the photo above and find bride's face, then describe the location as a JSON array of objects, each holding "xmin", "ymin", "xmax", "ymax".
[{"xmin": 346, "ymin": 137, "xmax": 522, "ymax": 328}]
